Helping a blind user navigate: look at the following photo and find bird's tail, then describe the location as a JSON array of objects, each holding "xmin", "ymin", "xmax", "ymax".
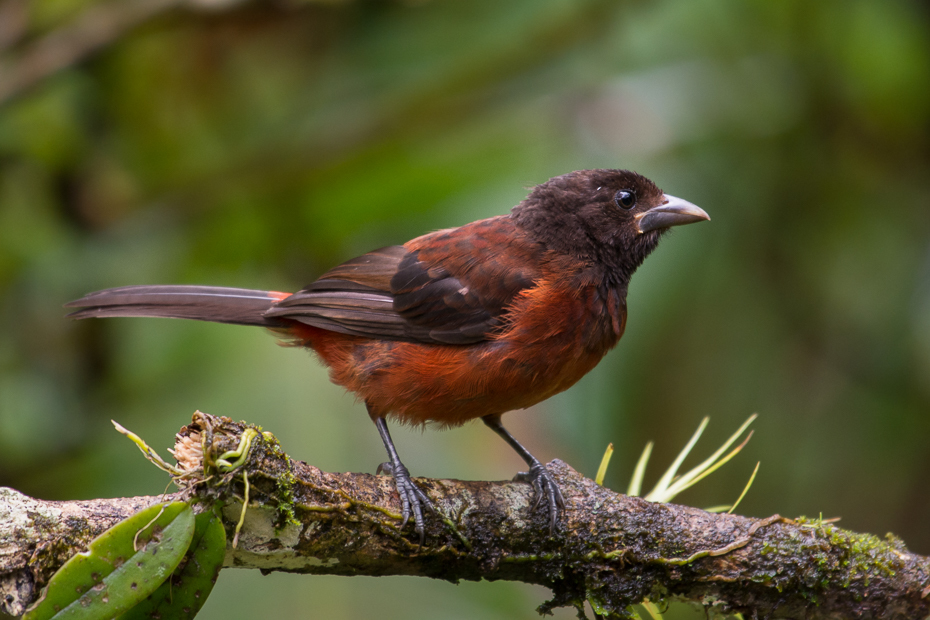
[{"xmin": 65, "ymin": 285, "xmax": 291, "ymax": 327}]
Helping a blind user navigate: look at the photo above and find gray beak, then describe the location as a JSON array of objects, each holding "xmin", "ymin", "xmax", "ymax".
[{"xmin": 636, "ymin": 194, "xmax": 710, "ymax": 233}]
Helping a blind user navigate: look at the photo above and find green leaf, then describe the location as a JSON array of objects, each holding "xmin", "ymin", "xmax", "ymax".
[
  {"xmin": 24, "ymin": 502, "xmax": 195, "ymax": 620},
  {"xmin": 119, "ymin": 507, "xmax": 226, "ymax": 619},
  {"xmin": 626, "ymin": 441, "xmax": 653, "ymax": 497},
  {"xmin": 595, "ymin": 442, "xmax": 614, "ymax": 486}
]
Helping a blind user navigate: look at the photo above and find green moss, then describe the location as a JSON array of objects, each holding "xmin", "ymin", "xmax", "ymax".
[
  {"xmin": 275, "ymin": 468, "xmax": 300, "ymax": 530},
  {"xmin": 750, "ymin": 515, "xmax": 910, "ymax": 601},
  {"xmin": 257, "ymin": 432, "xmax": 301, "ymax": 530},
  {"xmin": 843, "ymin": 530, "xmax": 901, "ymax": 579}
]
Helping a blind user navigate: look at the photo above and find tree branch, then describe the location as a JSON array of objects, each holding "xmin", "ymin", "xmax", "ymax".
[
  {"xmin": 0, "ymin": 0, "xmax": 186, "ymax": 105},
  {"xmin": 2, "ymin": 413, "xmax": 928, "ymax": 618},
  {"xmin": 0, "ymin": 0, "xmax": 337, "ymax": 105}
]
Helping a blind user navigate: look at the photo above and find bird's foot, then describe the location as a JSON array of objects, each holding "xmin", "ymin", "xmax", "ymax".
[
  {"xmin": 377, "ymin": 461, "xmax": 435, "ymax": 543},
  {"xmin": 514, "ymin": 462, "xmax": 565, "ymax": 534}
]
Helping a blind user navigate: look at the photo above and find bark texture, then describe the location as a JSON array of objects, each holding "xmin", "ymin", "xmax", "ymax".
[{"xmin": 1, "ymin": 413, "xmax": 928, "ymax": 619}]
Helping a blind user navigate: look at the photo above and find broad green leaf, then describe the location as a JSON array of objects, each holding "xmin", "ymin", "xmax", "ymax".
[
  {"xmin": 119, "ymin": 508, "xmax": 226, "ymax": 619},
  {"xmin": 24, "ymin": 502, "xmax": 195, "ymax": 620}
]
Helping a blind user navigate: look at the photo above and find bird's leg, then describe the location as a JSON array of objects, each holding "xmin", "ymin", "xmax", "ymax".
[
  {"xmin": 482, "ymin": 414, "xmax": 565, "ymax": 533},
  {"xmin": 372, "ymin": 414, "xmax": 434, "ymax": 543}
]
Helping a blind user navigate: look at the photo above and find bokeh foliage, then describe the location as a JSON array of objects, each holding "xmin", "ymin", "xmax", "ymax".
[{"xmin": 1, "ymin": 0, "xmax": 929, "ymax": 618}]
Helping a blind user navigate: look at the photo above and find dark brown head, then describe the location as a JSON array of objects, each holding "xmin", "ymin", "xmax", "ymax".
[{"xmin": 511, "ymin": 169, "xmax": 709, "ymax": 285}]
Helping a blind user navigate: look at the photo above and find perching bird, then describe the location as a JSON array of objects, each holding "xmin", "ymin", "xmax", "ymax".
[{"xmin": 67, "ymin": 169, "xmax": 709, "ymax": 540}]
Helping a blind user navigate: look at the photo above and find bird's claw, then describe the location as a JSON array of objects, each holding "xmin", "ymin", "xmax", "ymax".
[
  {"xmin": 377, "ymin": 461, "xmax": 434, "ymax": 543},
  {"xmin": 514, "ymin": 463, "xmax": 564, "ymax": 534}
]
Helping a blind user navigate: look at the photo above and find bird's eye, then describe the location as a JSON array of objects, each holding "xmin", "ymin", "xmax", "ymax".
[{"xmin": 614, "ymin": 190, "xmax": 636, "ymax": 210}]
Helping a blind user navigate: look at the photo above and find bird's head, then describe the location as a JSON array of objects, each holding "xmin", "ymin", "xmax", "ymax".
[{"xmin": 511, "ymin": 169, "xmax": 709, "ymax": 284}]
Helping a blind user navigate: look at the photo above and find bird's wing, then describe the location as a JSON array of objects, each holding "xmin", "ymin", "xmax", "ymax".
[{"xmin": 264, "ymin": 216, "xmax": 542, "ymax": 344}]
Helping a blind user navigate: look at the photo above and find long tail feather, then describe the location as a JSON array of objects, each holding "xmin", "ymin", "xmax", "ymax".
[{"xmin": 65, "ymin": 285, "xmax": 290, "ymax": 327}]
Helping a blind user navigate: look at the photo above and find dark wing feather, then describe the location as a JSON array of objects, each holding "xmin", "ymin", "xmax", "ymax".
[{"xmin": 264, "ymin": 217, "xmax": 542, "ymax": 344}]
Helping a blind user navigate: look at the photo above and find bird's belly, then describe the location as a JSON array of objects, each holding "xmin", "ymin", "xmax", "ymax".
[
  {"xmin": 348, "ymin": 336, "xmax": 608, "ymax": 427},
  {"xmin": 292, "ymin": 284, "xmax": 624, "ymax": 427}
]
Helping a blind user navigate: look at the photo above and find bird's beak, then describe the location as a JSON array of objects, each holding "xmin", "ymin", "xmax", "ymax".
[{"xmin": 636, "ymin": 195, "xmax": 710, "ymax": 234}]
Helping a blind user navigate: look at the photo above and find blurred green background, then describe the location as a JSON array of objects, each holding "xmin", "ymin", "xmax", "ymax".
[{"xmin": 1, "ymin": 0, "xmax": 929, "ymax": 618}]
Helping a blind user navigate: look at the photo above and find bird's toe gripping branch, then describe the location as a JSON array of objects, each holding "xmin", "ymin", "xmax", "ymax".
[
  {"xmin": 514, "ymin": 463, "xmax": 565, "ymax": 534},
  {"xmin": 377, "ymin": 461, "xmax": 436, "ymax": 543}
]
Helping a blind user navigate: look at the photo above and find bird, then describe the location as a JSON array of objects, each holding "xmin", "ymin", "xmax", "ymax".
[{"xmin": 66, "ymin": 168, "xmax": 709, "ymax": 541}]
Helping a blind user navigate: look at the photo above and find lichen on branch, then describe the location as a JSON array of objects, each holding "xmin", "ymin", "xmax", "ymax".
[{"xmin": 1, "ymin": 412, "xmax": 928, "ymax": 619}]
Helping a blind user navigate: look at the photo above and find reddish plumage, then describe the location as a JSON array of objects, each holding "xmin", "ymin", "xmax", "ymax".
[
  {"xmin": 286, "ymin": 217, "xmax": 626, "ymax": 428},
  {"xmin": 66, "ymin": 169, "xmax": 709, "ymax": 539},
  {"xmin": 292, "ymin": 267, "xmax": 621, "ymax": 428}
]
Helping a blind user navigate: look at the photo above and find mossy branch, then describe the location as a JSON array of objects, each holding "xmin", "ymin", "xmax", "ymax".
[{"xmin": 2, "ymin": 413, "xmax": 928, "ymax": 619}]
